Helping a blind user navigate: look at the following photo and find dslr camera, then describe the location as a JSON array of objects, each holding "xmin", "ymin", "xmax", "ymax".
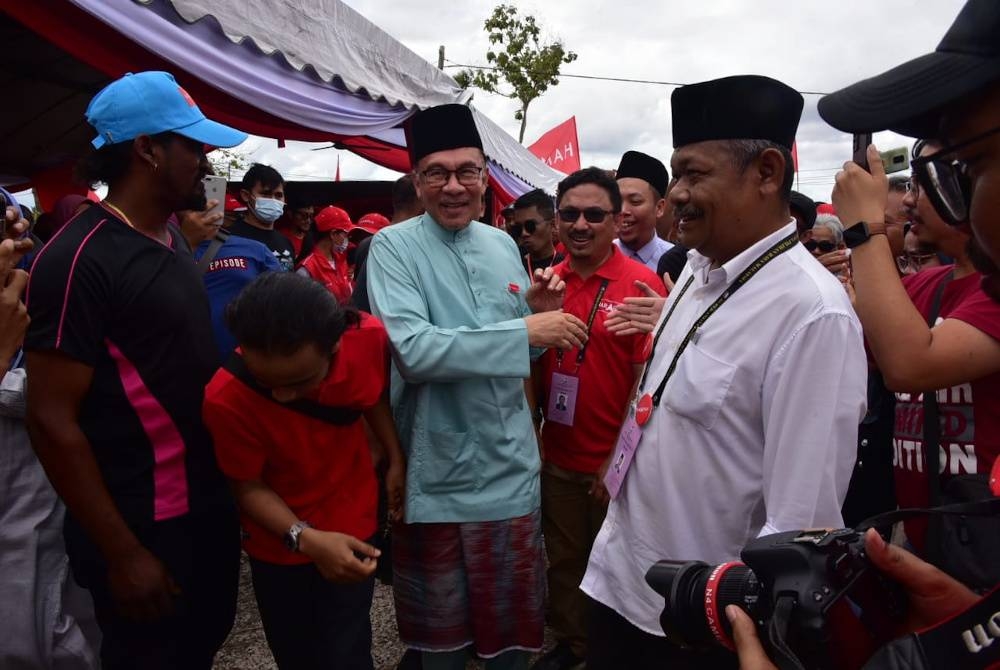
[{"xmin": 646, "ymin": 528, "xmax": 905, "ymax": 669}]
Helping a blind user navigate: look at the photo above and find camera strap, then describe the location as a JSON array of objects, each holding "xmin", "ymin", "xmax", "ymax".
[
  {"xmin": 855, "ymin": 497, "xmax": 1000, "ymax": 533},
  {"xmin": 767, "ymin": 595, "xmax": 808, "ymax": 670}
]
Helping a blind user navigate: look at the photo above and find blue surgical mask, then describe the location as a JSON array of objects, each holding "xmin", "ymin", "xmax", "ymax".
[
  {"xmin": 333, "ymin": 240, "xmax": 349, "ymax": 253},
  {"xmin": 252, "ymin": 197, "xmax": 285, "ymax": 224}
]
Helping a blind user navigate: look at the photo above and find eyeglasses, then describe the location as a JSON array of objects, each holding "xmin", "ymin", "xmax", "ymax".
[
  {"xmin": 910, "ymin": 124, "xmax": 1000, "ymax": 227},
  {"xmin": 557, "ymin": 207, "xmax": 616, "ymax": 223},
  {"xmin": 804, "ymin": 239, "xmax": 838, "ymax": 254},
  {"xmin": 517, "ymin": 219, "xmax": 551, "ymax": 234},
  {"xmin": 419, "ymin": 165, "xmax": 484, "ymax": 188},
  {"xmin": 896, "ymin": 252, "xmax": 939, "ymax": 274}
]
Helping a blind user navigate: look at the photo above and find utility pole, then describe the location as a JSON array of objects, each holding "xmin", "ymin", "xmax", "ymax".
[{"xmin": 438, "ymin": 45, "xmax": 445, "ymax": 70}]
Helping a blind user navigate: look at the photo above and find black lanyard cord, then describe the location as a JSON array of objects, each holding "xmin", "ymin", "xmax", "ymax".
[
  {"xmin": 639, "ymin": 232, "xmax": 799, "ymax": 407},
  {"xmin": 556, "ymin": 278, "xmax": 610, "ymax": 371}
]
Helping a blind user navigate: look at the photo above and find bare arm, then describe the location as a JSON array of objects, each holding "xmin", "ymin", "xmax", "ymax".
[
  {"xmin": 230, "ymin": 478, "xmax": 378, "ymax": 583},
  {"xmin": 26, "ymin": 350, "xmax": 177, "ymax": 620},
  {"xmin": 590, "ymin": 363, "xmax": 645, "ymax": 503},
  {"xmin": 833, "ymin": 145, "xmax": 1000, "ymax": 391}
]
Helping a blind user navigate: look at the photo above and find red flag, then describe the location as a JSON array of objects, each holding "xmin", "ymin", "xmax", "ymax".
[
  {"xmin": 335, "ymin": 155, "xmax": 341, "ymax": 182},
  {"xmin": 528, "ymin": 117, "xmax": 581, "ymax": 174}
]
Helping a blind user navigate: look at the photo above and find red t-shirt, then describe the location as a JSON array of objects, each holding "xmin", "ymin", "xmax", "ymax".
[
  {"xmin": 203, "ymin": 313, "xmax": 387, "ymax": 564},
  {"xmin": 540, "ymin": 247, "xmax": 666, "ymax": 473},
  {"xmin": 300, "ymin": 250, "xmax": 352, "ymax": 305},
  {"xmin": 279, "ymin": 227, "xmax": 304, "ymax": 258},
  {"xmin": 894, "ymin": 265, "xmax": 1000, "ymax": 549}
]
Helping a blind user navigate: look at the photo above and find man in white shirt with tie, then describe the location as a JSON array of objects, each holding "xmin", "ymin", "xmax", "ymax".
[
  {"xmin": 613, "ymin": 151, "xmax": 674, "ymax": 272},
  {"xmin": 582, "ymin": 75, "xmax": 867, "ymax": 669}
]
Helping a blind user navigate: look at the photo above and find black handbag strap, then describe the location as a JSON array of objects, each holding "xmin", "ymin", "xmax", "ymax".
[
  {"xmin": 222, "ymin": 352, "xmax": 363, "ymax": 426},
  {"xmin": 857, "ymin": 496, "xmax": 1000, "ymax": 532},
  {"xmin": 922, "ymin": 269, "xmax": 955, "ymax": 509},
  {"xmin": 196, "ymin": 228, "xmax": 231, "ymax": 275}
]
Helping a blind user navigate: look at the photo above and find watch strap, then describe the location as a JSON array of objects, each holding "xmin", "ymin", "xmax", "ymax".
[{"xmin": 284, "ymin": 520, "xmax": 312, "ymax": 552}]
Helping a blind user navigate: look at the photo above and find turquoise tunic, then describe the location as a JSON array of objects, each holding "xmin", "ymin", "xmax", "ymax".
[{"xmin": 367, "ymin": 214, "xmax": 541, "ymax": 523}]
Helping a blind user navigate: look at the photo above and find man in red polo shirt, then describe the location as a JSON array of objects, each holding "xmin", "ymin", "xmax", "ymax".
[
  {"xmin": 203, "ymin": 272, "xmax": 404, "ymax": 669},
  {"xmin": 532, "ymin": 167, "xmax": 665, "ymax": 670}
]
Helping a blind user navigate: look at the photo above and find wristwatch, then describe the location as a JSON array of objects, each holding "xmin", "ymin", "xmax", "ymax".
[
  {"xmin": 284, "ymin": 520, "xmax": 312, "ymax": 552},
  {"xmin": 843, "ymin": 221, "xmax": 885, "ymax": 249}
]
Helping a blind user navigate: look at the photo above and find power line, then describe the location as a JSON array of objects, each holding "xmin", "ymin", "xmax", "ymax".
[{"xmin": 443, "ymin": 61, "xmax": 833, "ymax": 96}]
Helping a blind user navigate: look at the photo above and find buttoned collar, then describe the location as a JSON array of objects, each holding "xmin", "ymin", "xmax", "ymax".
[
  {"xmin": 618, "ymin": 234, "xmax": 662, "ymax": 265},
  {"xmin": 423, "ymin": 213, "xmax": 475, "ymax": 243},
  {"xmin": 687, "ymin": 220, "xmax": 797, "ymax": 286}
]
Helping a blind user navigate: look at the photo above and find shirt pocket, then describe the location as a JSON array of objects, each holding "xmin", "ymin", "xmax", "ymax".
[
  {"xmin": 418, "ymin": 429, "xmax": 482, "ymax": 494},
  {"xmin": 663, "ymin": 342, "xmax": 737, "ymax": 431}
]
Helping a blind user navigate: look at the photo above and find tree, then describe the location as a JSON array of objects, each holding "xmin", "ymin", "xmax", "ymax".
[
  {"xmin": 208, "ymin": 147, "xmax": 251, "ymax": 181},
  {"xmin": 455, "ymin": 5, "xmax": 577, "ymax": 143}
]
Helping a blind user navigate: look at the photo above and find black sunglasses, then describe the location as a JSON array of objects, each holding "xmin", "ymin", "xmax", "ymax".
[
  {"xmin": 910, "ymin": 125, "xmax": 1000, "ymax": 227},
  {"xmin": 557, "ymin": 207, "xmax": 615, "ymax": 223},
  {"xmin": 518, "ymin": 218, "xmax": 550, "ymax": 234},
  {"xmin": 804, "ymin": 239, "xmax": 838, "ymax": 254}
]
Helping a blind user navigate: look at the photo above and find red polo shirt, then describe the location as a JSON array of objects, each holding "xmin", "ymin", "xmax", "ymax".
[
  {"xmin": 540, "ymin": 247, "xmax": 666, "ymax": 474},
  {"xmin": 203, "ymin": 313, "xmax": 387, "ymax": 564}
]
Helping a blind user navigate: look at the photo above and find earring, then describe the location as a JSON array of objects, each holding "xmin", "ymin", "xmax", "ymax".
[{"xmin": 152, "ymin": 162, "xmax": 159, "ymax": 172}]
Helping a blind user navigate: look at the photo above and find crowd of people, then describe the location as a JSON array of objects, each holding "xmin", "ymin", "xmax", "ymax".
[{"xmin": 2, "ymin": 1, "xmax": 1000, "ymax": 669}]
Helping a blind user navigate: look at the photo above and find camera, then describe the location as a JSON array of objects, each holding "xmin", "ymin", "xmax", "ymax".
[{"xmin": 646, "ymin": 528, "xmax": 905, "ymax": 668}]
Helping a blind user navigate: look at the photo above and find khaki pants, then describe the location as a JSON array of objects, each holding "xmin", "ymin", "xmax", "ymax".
[{"xmin": 541, "ymin": 462, "xmax": 608, "ymax": 658}]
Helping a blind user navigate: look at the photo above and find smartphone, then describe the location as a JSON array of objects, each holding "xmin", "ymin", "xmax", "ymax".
[
  {"xmin": 879, "ymin": 146, "xmax": 909, "ymax": 174},
  {"xmin": 853, "ymin": 133, "xmax": 873, "ymax": 172},
  {"xmin": 202, "ymin": 175, "xmax": 226, "ymax": 220}
]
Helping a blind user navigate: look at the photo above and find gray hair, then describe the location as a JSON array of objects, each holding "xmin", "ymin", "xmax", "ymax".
[{"xmin": 813, "ymin": 213, "xmax": 844, "ymax": 246}]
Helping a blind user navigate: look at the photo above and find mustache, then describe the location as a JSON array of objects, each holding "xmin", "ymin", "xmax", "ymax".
[{"xmin": 673, "ymin": 206, "xmax": 704, "ymax": 219}]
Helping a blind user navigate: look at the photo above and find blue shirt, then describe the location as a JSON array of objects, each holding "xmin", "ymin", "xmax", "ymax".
[
  {"xmin": 194, "ymin": 235, "xmax": 281, "ymax": 362},
  {"xmin": 614, "ymin": 235, "xmax": 674, "ymax": 273},
  {"xmin": 367, "ymin": 214, "xmax": 540, "ymax": 523}
]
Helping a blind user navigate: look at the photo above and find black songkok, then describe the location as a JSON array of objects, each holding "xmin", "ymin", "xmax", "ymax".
[
  {"xmin": 408, "ymin": 104, "xmax": 484, "ymax": 165},
  {"xmin": 671, "ymin": 75, "xmax": 803, "ymax": 150},
  {"xmin": 616, "ymin": 151, "xmax": 669, "ymax": 197}
]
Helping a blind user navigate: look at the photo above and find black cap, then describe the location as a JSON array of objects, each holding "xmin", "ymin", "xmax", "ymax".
[
  {"xmin": 789, "ymin": 191, "xmax": 817, "ymax": 231},
  {"xmin": 616, "ymin": 151, "xmax": 670, "ymax": 197},
  {"xmin": 408, "ymin": 104, "xmax": 484, "ymax": 165},
  {"xmin": 818, "ymin": 0, "xmax": 1000, "ymax": 137},
  {"xmin": 671, "ymin": 75, "xmax": 803, "ymax": 150}
]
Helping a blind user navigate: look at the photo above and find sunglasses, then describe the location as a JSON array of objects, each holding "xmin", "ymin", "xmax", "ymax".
[
  {"xmin": 910, "ymin": 125, "xmax": 1000, "ymax": 227},
  {"xmin": 804, "ymin": 239, "xmax": 838, "ymax": 254},
  {"xmin": 557, "ymin": 207, "xmax": 616, "ymax": 223},
  {"xmin": 896, "ymin": 252, "xmax": 939, "ymax": 275},
  {"xmin": 517, "ymin": 219, "xmax": 550, "ymax": 234}
]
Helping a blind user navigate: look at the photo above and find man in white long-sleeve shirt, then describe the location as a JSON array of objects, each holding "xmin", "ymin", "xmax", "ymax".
[{"xmin": 581, "ymin": 74, "xmax": 868, "ymax": 669}]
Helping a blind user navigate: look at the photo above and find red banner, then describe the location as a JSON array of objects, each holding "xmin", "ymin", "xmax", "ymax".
[{"xmin": 528, "ymin": 117, "xmax": 581, "ymax": 175}]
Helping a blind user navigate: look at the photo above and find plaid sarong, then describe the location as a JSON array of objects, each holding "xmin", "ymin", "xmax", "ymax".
[{"xmin": 391, "ymin": 509, "xmax": 545, "ymax": 657}]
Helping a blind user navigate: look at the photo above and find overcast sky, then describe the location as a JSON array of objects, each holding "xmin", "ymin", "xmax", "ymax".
[{"xmin": 233, "ymin": 0, "xmax": 965, "ymax": 203}]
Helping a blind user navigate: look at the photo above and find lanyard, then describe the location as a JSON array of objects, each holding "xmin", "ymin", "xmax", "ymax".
[
  {"xmin": 639, "ymin": 232, "xmax": 798, "ymax": 408},
  {"xmin": 556, "ymin": 278, "xmax": 610, "ymax": 372}
]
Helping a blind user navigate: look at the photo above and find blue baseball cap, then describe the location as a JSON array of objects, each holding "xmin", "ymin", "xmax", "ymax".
[{"xmin": 86, "ymin": 71, "xmax": 248, "ymax": 149}]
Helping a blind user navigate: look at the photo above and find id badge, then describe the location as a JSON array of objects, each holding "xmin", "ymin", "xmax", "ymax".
[
  {"xmin": 603, "ymin": 408, "xmax": 643, "ymax": 500},
  {"xmin": 546, "ymin": 372, "xmax": 580, "ymax": 427}
]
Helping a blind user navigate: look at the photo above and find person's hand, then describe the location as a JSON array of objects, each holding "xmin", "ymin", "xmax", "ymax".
[
  {"xmin": 662, "ymin": 271, "xmax": 675, "ymax": 293},
  {"xmin": 841, "ymin": 274, "xmax": 857, "ymax": 308},
  {"xmin": 524, "ymin": 311, "xmax": 588, "ymax": 350},
  {"xmin": 0, "ymin": 241, "xmax": 31, "ymax": 367},
  {"xmin": 816, "ymin": 249, "xmax": 850, "ymax": 277},
  {"xmin": 833, "ymin": 145, "xmax": 889, "ymax": 230},
  {"xmin": 863, "ymin": 528, "xmax": 979, "ymax": 633},
  {"xmin": 385, "ymin": 456, "xmax": 406, "ymax": 522},
  {"xmin": 177, "ymin": 201, "xmax": 222, "ymax": 247},
  {"xmin": 727, "ymin": 605, "xmax": 778, "ymax": 670},
  {"xmin": 606, "ymin": 280, "xmax": 666, "ymax": 336},
  {"xmin": 589, "ymin": 454, "xmax": 612, "ymax": 505},
  {"xmin": 526, "ymin": 266, "xmax": 566, "ymax": 313},
  {"xmin": 106, "ymin": 544, "xmax": 180, "ymax": 622},
  {"xmin": 299, "ymin": 529, "xmax": 379, "ymax": 583},
  {"xmin": 3, "ymin": 207, "xmax": 34, "ymax": 263}
]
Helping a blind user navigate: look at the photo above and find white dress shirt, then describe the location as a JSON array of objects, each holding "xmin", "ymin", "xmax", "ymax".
[
  {"xmin": 614, "ymin": 235, "xmax": 673, "ymax": 273},
  {"xmin": 582, "ymin": 222, "xmax": 867, "ymax": 635}
]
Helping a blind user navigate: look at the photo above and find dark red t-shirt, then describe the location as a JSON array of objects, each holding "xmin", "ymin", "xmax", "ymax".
[
  {"xmin": 540, "ymin": 247, "xmax": 666, "ymax": 473},
  {"xmin": 894, "ymin": 265, "xmax": 1000, "ymax": 549},
  {"xmin": 203, "ymin": 313, "xmax": 387, "ymax": 564}
]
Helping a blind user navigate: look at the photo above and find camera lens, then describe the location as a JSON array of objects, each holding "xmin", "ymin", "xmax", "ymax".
[{"xmin": 645, "ymin": 560, "xmax": 762, "ymax": 650}]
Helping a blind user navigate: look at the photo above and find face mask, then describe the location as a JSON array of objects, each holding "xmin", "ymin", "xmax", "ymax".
[
  {"xmin": 252, "ymin": 197, "xmax": 285, "ymax": 224},
  {"xmin": 333, "ymin": 240, "xmax": 349, "ymax": 253}
]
